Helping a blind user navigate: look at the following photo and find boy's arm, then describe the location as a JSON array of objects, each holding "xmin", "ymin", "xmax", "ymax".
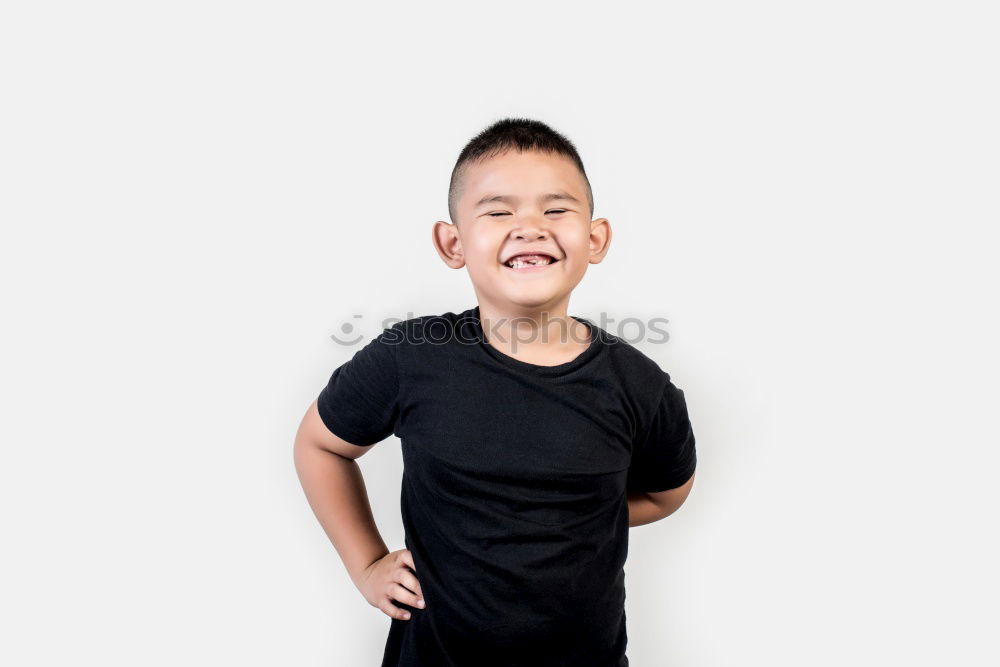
[
  {"xmin": 627, "ymin": 472, "xmax": 696, "ymax": 527},
  {"xmin": 293, "ymin": 399, "xmax": 390, "ymax": 589}
]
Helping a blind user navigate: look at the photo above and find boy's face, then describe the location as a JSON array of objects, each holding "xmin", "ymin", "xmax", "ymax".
[{"xmin": 434, "ymin": 149, "xmax": 611, "ymax": 313}]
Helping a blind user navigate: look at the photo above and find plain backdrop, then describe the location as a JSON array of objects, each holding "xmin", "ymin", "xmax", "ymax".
[{"xmin": 2, "ymin": 1, "xmax": 997, "ymax": 665}]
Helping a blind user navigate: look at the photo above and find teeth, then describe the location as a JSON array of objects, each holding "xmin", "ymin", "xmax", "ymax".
[{"xmin": 506, "ymin": 256, "xmax": 554, "ymax": 269}]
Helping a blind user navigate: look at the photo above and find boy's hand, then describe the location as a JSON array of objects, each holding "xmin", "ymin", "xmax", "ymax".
[{"xmin": 359, "ymin": 549, "xmax": 425, "ymax": 621}]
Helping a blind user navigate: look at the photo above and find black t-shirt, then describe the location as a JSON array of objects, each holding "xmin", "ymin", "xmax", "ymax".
[{"xmin": 316, "ymin": 305, "xmax": 697, "ymax": 667}]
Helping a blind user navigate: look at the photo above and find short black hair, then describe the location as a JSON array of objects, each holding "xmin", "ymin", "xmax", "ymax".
[{"xmin": 448, "ymin": 117, "xmax": 594, "ymax": 224}]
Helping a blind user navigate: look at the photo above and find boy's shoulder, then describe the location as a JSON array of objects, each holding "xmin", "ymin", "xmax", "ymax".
[
  {"xmin": 377, "ymin": 306, "xmax": 675, "ymax": 385},
  {"xmin": 377, "ymin": 306, "xmax": 477, "ymax": 344},
  {"xmin": 591, "ymin": 320, "xmax": 674, "ymax": 387}
]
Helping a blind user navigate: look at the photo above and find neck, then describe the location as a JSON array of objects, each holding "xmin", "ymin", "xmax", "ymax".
[{"xmin": 474, "ymin": 295, "xmax": 589, "ymax": 357}]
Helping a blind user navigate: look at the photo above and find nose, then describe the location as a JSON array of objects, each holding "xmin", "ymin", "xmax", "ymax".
[{"xmin": 511, "ymin": 215, "xmax": 549, "ymax": 240}]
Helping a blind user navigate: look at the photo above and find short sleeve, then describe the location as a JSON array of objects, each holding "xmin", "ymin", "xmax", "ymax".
[
  {"xmin": 626, "ymin": 376, "xmax": 697, "ymax": 493},
  {"xmin": 316, "ymin": 324, "xmax": 402, "ymax": 447}
]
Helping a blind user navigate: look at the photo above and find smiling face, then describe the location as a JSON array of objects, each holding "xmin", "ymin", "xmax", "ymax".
[{"xmin": 434, "ymin": 149, "xmax": 611, "ymax": 314}]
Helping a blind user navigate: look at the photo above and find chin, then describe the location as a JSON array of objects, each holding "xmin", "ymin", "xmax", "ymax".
[{"xmin": 504, "ymin": 290, "xmax": 567, "ymax": 309}]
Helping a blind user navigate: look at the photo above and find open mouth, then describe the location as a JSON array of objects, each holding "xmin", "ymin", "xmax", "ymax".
[{"xmin": 502, "ymin": 253, "xmax": 560, "ymax": 270}]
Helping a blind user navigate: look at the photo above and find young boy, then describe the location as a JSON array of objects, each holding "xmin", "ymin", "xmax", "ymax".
[{"xmin": 294, "ymin": 118, "xmax": 697, "ymax": 667}]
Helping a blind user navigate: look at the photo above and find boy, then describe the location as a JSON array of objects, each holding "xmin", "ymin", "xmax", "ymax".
[{"xmin": 294, "ymin": 118, "xmax": 697, "ymax": 666}]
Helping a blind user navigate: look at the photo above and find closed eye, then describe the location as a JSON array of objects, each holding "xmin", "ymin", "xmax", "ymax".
[{"xmin": 487, "ymin": 210, "xmax": 568, "ymax": 217}]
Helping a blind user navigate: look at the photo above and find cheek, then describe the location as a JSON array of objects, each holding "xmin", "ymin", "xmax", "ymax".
[
  {"xmin": 463, "ymin": 237, "xmax": 502, "ymax": 273},
  {"xmin": 562, "ymin": 232, "xmax": 593, "ymax": 262},
  {"xmin": 466, "ymin": 234, "xmax": 502, "ymax": 260}
]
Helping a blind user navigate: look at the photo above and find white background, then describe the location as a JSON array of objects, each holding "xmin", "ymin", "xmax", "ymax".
[{"xmin": 2, "ymin": 1, "xmax": 997, "ymax": 665}]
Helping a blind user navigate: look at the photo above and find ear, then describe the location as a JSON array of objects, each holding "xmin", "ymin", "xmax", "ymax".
[
  {"xmin": 432, "ymin": 220, "xmax": 466, "ymax": 268},
  {"xmin": 588, "ymin": 217, "xmax": 612, "ymax": 264}
]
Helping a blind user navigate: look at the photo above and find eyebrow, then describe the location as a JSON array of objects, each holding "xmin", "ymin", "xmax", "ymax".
[{"xmin": 474, "ymin": 192, "xmax": 583, "ymax": 209}]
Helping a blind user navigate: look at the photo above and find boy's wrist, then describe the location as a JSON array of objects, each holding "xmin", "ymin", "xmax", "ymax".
[{"xmin": 349, "ymin": 548, "xmax": 390, "ymax": 586}]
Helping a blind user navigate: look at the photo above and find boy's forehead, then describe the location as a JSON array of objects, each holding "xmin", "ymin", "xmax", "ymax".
[{"xmin": 460, "ymin": 149, "xmax": 586, "ymax": 202}]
